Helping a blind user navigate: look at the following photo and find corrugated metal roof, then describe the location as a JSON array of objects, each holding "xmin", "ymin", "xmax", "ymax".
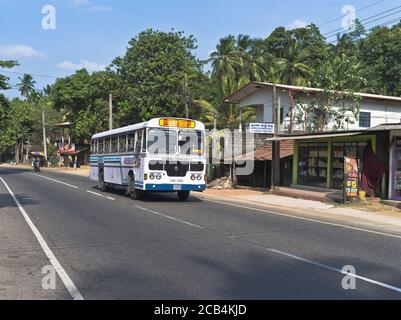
[
  {"xmin": 225, "ymin": 82, "xmax": 401, "ymax": 104},
  {"xmin": 267, "ymin": 132, "xmax": 363, "ymax": 141},
  {"xmin": 238, "ymin": 140, "xmax": 294, "ymax": 161}
]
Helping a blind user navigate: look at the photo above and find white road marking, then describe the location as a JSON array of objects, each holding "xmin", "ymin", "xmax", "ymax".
[
  {"xmin": 267, "ymin": 248, "xmax": 401, "ymax": 294},
  {"xmin": 135, "ymin": 205, "xmax": 204, "ymax": 229},
  {"xmin": 27, "ymin": 173, "xmax": 79, "ymax": 189},
  {"xmin": 203, "ymin": 198, "xmax": 401, "ymax": 240},
  {"xmin": 86, "ymin": 190, "xmax": 115, "ymax": 201},
  {"xmin": 0, "ymin": 177, "xmax": 84, "ymax": 300}
]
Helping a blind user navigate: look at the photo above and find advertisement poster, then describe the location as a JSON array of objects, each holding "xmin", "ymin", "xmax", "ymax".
[{"xmin": 344, "ymin": 157, "xmax": 359, "ymax": 199}]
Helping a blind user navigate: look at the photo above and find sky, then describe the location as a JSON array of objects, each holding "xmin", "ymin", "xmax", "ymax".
[{"xmin": 1, "ymin": 0, "xmax": 400, "ymax": 98}]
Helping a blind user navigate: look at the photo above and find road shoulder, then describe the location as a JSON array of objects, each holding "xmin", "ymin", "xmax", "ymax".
[
  {"xmin": 199, "ymin": 189, "xmax": 401, "ymax": 237},
  {"xmin": 0, "ymin": 179, "xmax": 70, "ymax": 300}
]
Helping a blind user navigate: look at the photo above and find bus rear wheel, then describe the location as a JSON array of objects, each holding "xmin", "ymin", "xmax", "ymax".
[
  {"xmin": 177, "ymin": 191, "xmax": 190, "ymax": 201},
  {"xmin": 127, "ymin": 174, "xmax": 143, "ymax": 200},
  {"xmin": 98, "ymin": 170, "xmax": 108, "ymax": 192}
]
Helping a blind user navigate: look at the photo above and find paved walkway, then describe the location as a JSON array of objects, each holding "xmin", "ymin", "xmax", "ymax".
[{"xmin": 202, "ymin": 189, "xmax": 401, "ymax": 234}]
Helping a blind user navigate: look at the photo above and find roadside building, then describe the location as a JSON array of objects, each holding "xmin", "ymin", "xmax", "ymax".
[{"xmin": 225, "ymin": 82, "xmax": 401, "ymax": 201}]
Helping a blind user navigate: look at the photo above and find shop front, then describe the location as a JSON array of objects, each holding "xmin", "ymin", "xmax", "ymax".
[
  {"xmin": 292, "ymin": 134, "xmax": 377, "ymax": 191},
  {"xmin": 389, "ymin": 130, "xmax": 401, "ymax": 200}
]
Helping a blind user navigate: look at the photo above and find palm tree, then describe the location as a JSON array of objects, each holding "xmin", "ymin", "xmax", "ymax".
[
  {"xmin": 278, "ymin": 43, "xmax": 312, "ymax": 86},
  {"xmin": 208, "ymin": 35, "xmax": 241, "ymax": 99},
  {"xmin": 194, "ymin": 99, "xmax": 255, "ymax": 130},
  {"xmin": 17, "ymin": 74, "xmax": 36, "ymax": 98}
]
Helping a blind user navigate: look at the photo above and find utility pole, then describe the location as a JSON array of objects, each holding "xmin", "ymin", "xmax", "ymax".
[
  {"xmin": 183, "ymin": 74, "xmax": 189, "ymax": 119},
  {"xmin": 270, "ymin": 85, "xmax": 281, "ymax": 191},
  {"xmin": 42, "ymin": 110, "xmax": 48, "ymax": 161},
  {"xmin": 109, "ymin": 93, "xmax": 113, "ymax": 130}
]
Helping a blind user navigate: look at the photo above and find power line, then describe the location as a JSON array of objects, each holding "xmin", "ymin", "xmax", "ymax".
[
  {"xmin": 0, "ymin": 69, "xmax": 59, "ymax": 79},
  {"xmin": 327, "ymin": 16, "xmax": 401, "ymax": 44},
  {"xmin": 324, "ymin": 4, "xmax": 401, "ymax": 38},
  {"xmin": 318, "ymin": 0, "xmax": 385, "ymax": 28}
]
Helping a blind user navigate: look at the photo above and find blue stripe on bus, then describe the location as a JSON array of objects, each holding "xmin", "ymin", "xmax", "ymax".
[{"xmin": 145, "ymin": 184, "xmax": 206, "ymax": 192}]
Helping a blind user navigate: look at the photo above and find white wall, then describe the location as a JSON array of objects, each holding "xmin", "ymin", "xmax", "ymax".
[{"xmin": 240, "ymin": 88, "xmax": 401, "ymax": 131}]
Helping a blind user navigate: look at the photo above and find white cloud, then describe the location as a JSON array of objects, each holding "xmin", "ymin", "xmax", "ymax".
[
  {"xmin": 70, "ymin": 0, "xmax": 112, "ymax": 12},
  {"xmin": 57, "ymin": 59, "xmax": 107, "ymax": 72},
  {"xmin": 288, "ymin": 19, "xmax": 308, "ymax": 30},
  {"xmin": 0, "ymin": 45, "xmax": 46, "ymax": 60},
  {"xmin": 85, "ymin": 5, "xmax": 113, "ymax": 12},
  {"xmin": 70, "ymin": 0, "xmax": 90, "ymax": 7}
]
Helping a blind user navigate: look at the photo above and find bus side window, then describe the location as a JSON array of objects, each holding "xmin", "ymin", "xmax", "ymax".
[
  {"xmin": 105, "ymin": 138, "xmax": 111, "ymax": 154},
  {"xmin": 98, "ymin": 139, "xmax": 104, "ymax": 154},
  {"xmin": 135, "ymin": 130, "xmax": 143, "ymax": 154},
  {"xmin": 128, "ymin": 133, "xmax": 135, "ymax": 152},
  {"xmin": 111, "ymin": 137, "xmax": 118, "ymax": 153},
  {"xmin": 119, "ymin": 135, "xmax": 127, "ymax": 153},
  {"xmin": 142, "ymin": 129, "xmax": 147, "ymax": 153},
  {"xmin": 91, "ymin": 140, "xmax": 94, "ymax": 154}
]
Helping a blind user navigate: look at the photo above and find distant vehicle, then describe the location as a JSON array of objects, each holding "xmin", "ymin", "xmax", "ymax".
[{"xmin": 90, "ymin": 118, "xmax": 206, "ymax": 201}]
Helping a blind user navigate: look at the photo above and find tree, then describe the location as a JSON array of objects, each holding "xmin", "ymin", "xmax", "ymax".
[
  {"xmin": 208, "ymin": 35, "xmax": 241, "ymax": 100},
  {"xmin": 0, "ymin": 98, "xmax": 34, "ymax": 163},
  {"xmin": 294, "ymin": 55, "xmax": 364, "ymax": 132},
  {"xmin": 358, "ymin": 23, "xmax": 401, "ymax": 96},
  {"xmin": 17, "ymin": 74, "xmax": 36, "ymax": 98},
  {"xmin": 112, "ymin": 29, "xmax": 202, "ymax": 121},
  {"xmin": 277, "ymin": 42, "xmax": 312, "ymax": 86},
  {"xmin": 0, "ymin": 60, "xmax": 18, "ymax": 90}
]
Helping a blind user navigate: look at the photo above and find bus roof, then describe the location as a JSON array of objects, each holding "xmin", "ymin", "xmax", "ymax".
[{"xmin": 91, "ymin": 118, "xmax": 205, "ymax": 140}]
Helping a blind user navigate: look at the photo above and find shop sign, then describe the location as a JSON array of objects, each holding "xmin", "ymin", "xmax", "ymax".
[
  {"xmin": 249, "ymin": 123, "xmax": 275, "ymax": 134},
  {"xmin": 344, "ymin": 156, "xmax": 359, "ymax": 198}
]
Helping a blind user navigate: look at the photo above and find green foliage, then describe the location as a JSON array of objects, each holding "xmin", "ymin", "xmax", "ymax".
[
  {"xmin": 0, "ymin": 98, "xmax": 34, "ymax": 152},
  {"xmin": 112, "ymin": 29, "xmax": 202, "ymax": 121},
  {"xmin": 0, "ymin": 60, "xmax": 18, "ymax": 90},
  {"xmin": 358, "ymin": 23, "xmax": 401, "ymax": 96}
]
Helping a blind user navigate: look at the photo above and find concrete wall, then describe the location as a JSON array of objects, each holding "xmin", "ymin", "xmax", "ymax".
[{"xmin": 240, "ymin": 88, "xmax": 401, "ymax": 132}]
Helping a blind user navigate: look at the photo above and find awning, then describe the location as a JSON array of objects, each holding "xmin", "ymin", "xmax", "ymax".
[{"xmin": 267, "ymin": 132, "xmax": 363, "ymax": 142}]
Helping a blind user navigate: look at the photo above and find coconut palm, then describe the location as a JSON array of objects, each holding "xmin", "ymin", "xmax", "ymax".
[
  {"xmin": 278, "ymin": 43, "xmax": 312, "ymax": 86},
  {"xmin": 208, "ymin": 35, "xmax": 242, "ymax": 99},
  {"xmin": 17, "ymin": 74, "xmax": 36, "ymax": 98},
  {"xmin": 194, "ymin": 99, "xmax": 255, "ymax": 130}
]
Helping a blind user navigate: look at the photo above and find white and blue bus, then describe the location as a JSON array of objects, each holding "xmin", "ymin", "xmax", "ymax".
[{"xmin": 90, "ymin": 118, "xmax": 206, "ymax": 201}]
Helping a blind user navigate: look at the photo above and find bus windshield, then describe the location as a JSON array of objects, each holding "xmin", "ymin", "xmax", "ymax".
[
  {"xmin": 147, "ymin": 128, "xmax": 177, "ymax": 154},
  {"xmin": 178, "ymin": 130, "xmax": 203, "ymax": 155},
  {"xmin": 147, "ymin": 128, "xmax": 204, "ymax": 155}
]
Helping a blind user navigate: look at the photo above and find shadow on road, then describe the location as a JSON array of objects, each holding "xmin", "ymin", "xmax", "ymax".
[
  {"xmin": 89, "ymin": 185, "xmax": 203, "ymax": 203},
  {"xmin": 0, "ymin": 193, "xmax": 40, "ymax": 209}
]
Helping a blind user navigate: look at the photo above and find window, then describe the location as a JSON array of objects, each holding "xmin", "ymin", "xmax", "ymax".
[
  {"xmin": 128, "ymin": 133, "xmax": 135, "ymax": 152},
  {"xmin": 178, "ymin": 130, "xmax": 203, "ymax": 155},
  {"xmin": 98, "ymin": 139, "xmax": 104, "ymax": 154},
  {"xmin": 147, "ymin": 129, "xmax": 177, "ymax": 154},
  {"xmin": 135, "ymin": 130, "xmax": 143, "ymax": 153},
  {"xmin": 111, "ymin": 137, "xmax": 118, "ymax": 153},
  {"xmin": 298, "ymin": 143, "xmax": 328, "ymax": 188},
  {"xmin": 104, "ymin": 138, "xmax": 110, "ymax": 154},
  {"xmin": 119, "ymin": 135, "xmax": 127, "ymax": 153},
  {"xmin": 359, "ymin": 112, "xmax": 371, "ymax": 128},
  {"xmin": 91, "ymin": 140, "xmax": 95, "ymax": 154},
  {"xmin": 280, "ymin": 107, "xmax": 284, "ymax": 124}
]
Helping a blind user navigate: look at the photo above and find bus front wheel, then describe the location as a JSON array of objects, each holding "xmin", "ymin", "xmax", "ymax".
[
  {"xmin": 127, "ymin": 174, "xmax": 142, "ymax": 200},
  {"xmin": 177, "ymin": 191, "xmax": 190, "ymax": 201}
]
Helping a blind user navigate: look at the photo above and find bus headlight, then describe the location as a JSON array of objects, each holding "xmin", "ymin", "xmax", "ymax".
[
  {"xmin": 156, "ymin": 173, "xmax": 162, "ymax": 180},
  {"xmin": 197, "ymin": 174, "xmax": 202, "ymax": 181},
  {"xmin": 149, "ymin": 173, "xmax": 155, "ymax": 180},
  {"xmin": 191, "ymin": 174, "xmax": 196, "ymax": 181}
]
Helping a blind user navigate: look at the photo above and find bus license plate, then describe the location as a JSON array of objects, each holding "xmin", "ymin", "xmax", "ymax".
[{"xmin": 173, "ymin": 185, "xmax": 182, "ymax": 191}]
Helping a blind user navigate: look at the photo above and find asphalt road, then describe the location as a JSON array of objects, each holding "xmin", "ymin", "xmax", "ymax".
[{"xmin": 1, "ymin": 166, "xmax": 401, "ymax": 300}]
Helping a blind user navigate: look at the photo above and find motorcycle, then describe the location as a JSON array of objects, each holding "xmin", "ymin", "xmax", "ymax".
[{"xmin": 33, "ymin": 160, "xmax": 41, "ymax": 173}]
